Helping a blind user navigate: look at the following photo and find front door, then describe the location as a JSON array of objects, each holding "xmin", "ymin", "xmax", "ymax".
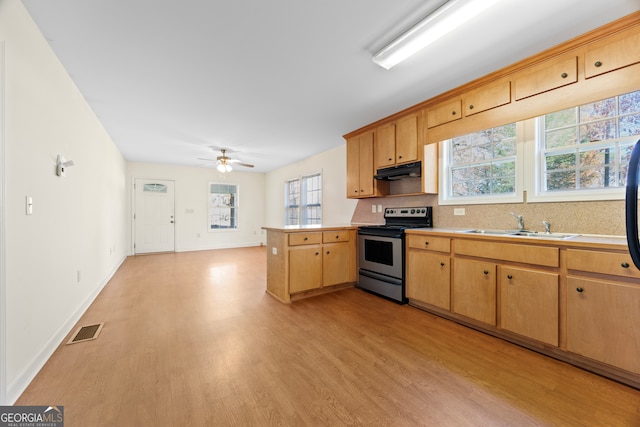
[{"xmin": 134, "ymin": 179, "xmax": 175, "ymax": 254}]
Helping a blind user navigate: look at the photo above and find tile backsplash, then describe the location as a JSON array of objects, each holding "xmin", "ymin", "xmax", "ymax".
[{"xmin": 352, "ymin": 195, "xmax": 626, "ymax": 236}]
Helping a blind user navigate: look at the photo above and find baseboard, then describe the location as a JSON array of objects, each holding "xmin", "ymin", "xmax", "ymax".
[
  {"xmin": 175, "ymin": 242, "xmax": 265, "ymax": 252},
  {"xmin": 6, "ymin": 255, "xmax": 126, "ymax": 404}
]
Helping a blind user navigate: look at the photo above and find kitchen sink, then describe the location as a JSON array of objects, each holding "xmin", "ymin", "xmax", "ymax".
[
  {"xmin": 512, "ymin": 232, "xmax": 580, "ymax": 239},
  {"xmin": 460, "ymin": 229, "xmax": 580, "ymax": 239},
  {"xmin": 461, "ymin": 229, "xmax": 518, "ymax": 235}
]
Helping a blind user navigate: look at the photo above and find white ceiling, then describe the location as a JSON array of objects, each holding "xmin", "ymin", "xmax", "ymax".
[{"xmin": 20, "ymin": 0, "xmax": 640, "ymax": 172}]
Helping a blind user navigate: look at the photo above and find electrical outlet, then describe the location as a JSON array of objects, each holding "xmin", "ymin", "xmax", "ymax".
[
  {"xmin": 272, "ymin": 247, "xmax": 277, "ymax": 255},
  {"xmin": 371, "ymin": 205, "xmax": 376, "ymax": 213},
  {"xmin": 454, "ymin": 208, "xmax": 466, "ymax": 216},
  {"xmin": 377, "ymin": 204, "xmax": 383, "ymax": 213}
]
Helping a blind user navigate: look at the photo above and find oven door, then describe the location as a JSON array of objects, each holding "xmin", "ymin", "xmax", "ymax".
[{"xmin": 357, "ymin": 232, "xmax": 403, "ymax": 279}]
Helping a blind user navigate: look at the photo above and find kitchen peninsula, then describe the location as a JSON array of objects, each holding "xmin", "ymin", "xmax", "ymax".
[{"xmin": 263, "ymin": 225, "xmax": 358, "ymax": 303}]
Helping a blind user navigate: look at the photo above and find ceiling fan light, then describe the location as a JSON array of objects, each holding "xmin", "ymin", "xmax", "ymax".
[
  {"xmin": 372, "ymin": 0, "xmax": 502, "ymax": 70},
  {"xmin": 217, "ymin": 163, "xmax": 232, "ymax": 173}
]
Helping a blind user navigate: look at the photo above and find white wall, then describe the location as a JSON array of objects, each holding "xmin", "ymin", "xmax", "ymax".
[
  {"xmin": 264, "ymin": 144, "xmax": 357, "ymax": 227},
  {"xmin": 1, "ymin": 1, "xmax": 128, "ymax": 404},
  {"xmin": 127, "ymin": 162, "xmax": 266, "ymax": 251}
]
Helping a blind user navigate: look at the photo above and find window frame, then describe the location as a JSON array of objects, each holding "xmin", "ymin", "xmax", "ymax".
[
  {"xmin": 284, "ymin": 172, "xmax": 323, "ymax": 226},
  {"xmin": 208, "ymin": 182, "xmax": 239, "ymax": 231},
  {"xmin": 438, "ymin": 121, "xmax": 525, "ymax": 206},
  {"xmin": 527, "ymin": 90, "xmax": 640, "ymax": 203}
]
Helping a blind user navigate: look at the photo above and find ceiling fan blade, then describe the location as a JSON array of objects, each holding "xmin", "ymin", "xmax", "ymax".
[
  {"xmin": 234, "ymin": 162, "xmax": 254, "ymax": 168},
  {"xmin": 197, "ymin": 157, "xmax": 217, "ymax": 162}
]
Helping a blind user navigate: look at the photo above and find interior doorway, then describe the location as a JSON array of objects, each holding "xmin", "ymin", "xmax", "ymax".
[{"xmin": 134, "ymin": 178, "xmax": 175, "ymax": 254}]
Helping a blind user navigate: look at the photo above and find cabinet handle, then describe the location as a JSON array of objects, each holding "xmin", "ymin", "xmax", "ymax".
[
  {"xmin": 388, "ymin": 157, "xmax": 393, "ymax": 161},
  {"xmin": 452, "ymin": 111, "xmax": 457, "ymax": 116},
  {"xmin": 440, "ymin": 262, "xmax": 445, "ymax": 267},
  {"xmin": 561, "ymin": 72, "xmax": 568, "ymax": 78},
  {"xmin": 398, "ymin": 155, "xmax": 402, "ymax": 159},
  {"xmin": 594, "ymin": 61, "xmax": 602, "ymax": 67},
  {"xmin": 469, "ymin": 104, "xmax": 474, "ymax": 110},
  {"xmin": 424, "ymin": 241, "xmax": 429, "ymax": 246},
  {"xmin": 335, "ymin": 235, "xmax": 339, "ymax": 239},
  {"xmin": 576, "ymin": 287, "xmax": 584, "ymax": 293},
  {"xmin": 507, "ymin": 275, "xmax": 513, "ymax": 279},
  {"xmin": 483, "ymin": 270, "xmax": 489, "ymax": 275},
  {"xmin": 304, "ymin": 237, "xmax": 308, "ymax": 241},
  {"xmin": 326, "ymin": 251, "xmax": 330, "ymax": 255},
  {"xmin": 621, "ymin": 262, "xmax": 630, "ymax": 268},
  {"xmin": 315, "ymin": 252, "xmax": 319, "ymax": 256}
]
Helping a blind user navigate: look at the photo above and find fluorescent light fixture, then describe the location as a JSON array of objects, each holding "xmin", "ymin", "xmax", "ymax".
[
  {"xmin": 372, "ymin": 0, "xmax": 502, "ymax": 70},
  {"xmin": 217, "ymin": 163, "xmax": 232, "ymax": 173}
]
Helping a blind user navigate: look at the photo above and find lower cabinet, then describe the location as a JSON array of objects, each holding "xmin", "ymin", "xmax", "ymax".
[
  {"xmin": 499, "ymin": 266, "xmax": 559, "ymax": 346},
  {"xmin": 265, "ymin": 228, "xmax": 357, "ymax": 303},
  {"xmin": 452, "ymin": 258, "xmax": 497, "ymax": 325},
  {"xmin": 406, "ymin": 235, "xmax": 451, "ymax": 310},
  {"xmin": 289, "ymin": 246, "xmax": 323, "ymax": 293},
  {"xmin": 566, "ymin": 276, "xmax": 640, "ymax": 375}
]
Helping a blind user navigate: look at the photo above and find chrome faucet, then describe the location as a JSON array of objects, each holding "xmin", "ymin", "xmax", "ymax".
[
  {"xmin": 543, "ymin": 220, "xmax": 551, "ymax": 234},
  {"xmin": 510, "ymin": 212, "xmax": 524, "ymax": 231}
]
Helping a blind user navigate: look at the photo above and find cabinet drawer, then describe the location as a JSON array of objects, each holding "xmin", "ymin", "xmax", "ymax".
[
  {"xmin": 463, "ymin": 81, "xmax": 511, "ymax": 116},
  {"xmin": 514, "ymin": 56, "xmax": 578, "ymax": 100},
  {"xmin": 566, "ymin": 249, "xmax": 640, "ymax": 279},
  {"xmin": 288, "ymin": 232, "xmax": 322, "ymax": 246},
  {"xmin": 585, "ymin": 30, "xmax": 640, "ymax": 78},
  {"xmin": 407, "ymin": 234, "xmax": 450, "ymax": 253},
  {"xmin": 455, "ymin": 239, "xmax": 559, "ymax": 267},
  {"xmin": 426, "ymin": 99, "xmax": 461, "ymax": 129},
  {"xmin": 322, "ymin": 230, "xmax": 350, "ymax": 243}
]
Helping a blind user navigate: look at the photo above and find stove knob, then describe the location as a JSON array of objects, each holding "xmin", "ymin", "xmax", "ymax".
[{"xmin": 411, "ymin": 209, "xmax": 415, "ymax": 214}]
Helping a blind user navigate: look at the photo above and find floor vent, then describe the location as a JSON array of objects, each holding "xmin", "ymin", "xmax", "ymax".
[{"xmin": 67, "ymin": 323, "xmax": 104, "ymax": 345}]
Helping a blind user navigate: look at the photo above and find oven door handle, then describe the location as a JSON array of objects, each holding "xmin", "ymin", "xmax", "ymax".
[
  {"xmin": 358, "ymin": 229, "xmax": 403, "ymax": 238},
  {"xmin": 359, "ymin": 269, "xmax": 403, "ymax": 285}
]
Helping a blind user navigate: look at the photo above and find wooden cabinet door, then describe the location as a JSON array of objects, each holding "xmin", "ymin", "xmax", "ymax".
[
  {"xmin": 453, "ymin": 258, "xmax": 496, "ymax": 325},
  {"xmin": 346, "ymin": 136, "xmax": 361, "ymax": 198},
  {"xmin": 289, "ymin": 246, "xmax": 322, "ymax": 293},
  {"xmin": 566, "ymin": 277, "xmax": 640, "ymax": 374},
  {"xmin": 394, "ymin": 115, "xmax": 418, "ymax": 164},
  {"xmin": 463, "ymin": 80, "xmax": 511, "ymax": 116},
  {"xmin": 375, "ymin": 123, "xmax": 396, "ymax": 169},
  {"xmin": 514, "ymin": 56, "xmax": 578, "ymax": 100},
  {"xmin": 426, "ymin": 99, "xmax": 461, "ymax": 128},
  {"xmin": 585, "ymin": 30, "xmax": 640, "ymax": 78},
  {"xmin": 358, "ymin": 131, "xmax": 375, "ymax": 197},
  {"xmin": 499, "ymin": 266, "xmax": 559, "ymax": 346},
  {"xmin": 406, "ymin": 250, "xmax": 450, "ymax": 310},
  {"xmin": 323, "ymin": 242, "xmax": 350, "ymax": 287}
]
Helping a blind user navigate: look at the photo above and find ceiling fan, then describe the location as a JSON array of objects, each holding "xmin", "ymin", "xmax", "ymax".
[{"xmin": 198, "ymin": 148, "xmax": 254, "ymax": 173}]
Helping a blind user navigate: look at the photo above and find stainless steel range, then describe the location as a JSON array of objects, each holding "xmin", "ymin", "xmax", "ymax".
[{"xmin": 357, "ymin": 206, "xmax": 432, "ymax": 303}]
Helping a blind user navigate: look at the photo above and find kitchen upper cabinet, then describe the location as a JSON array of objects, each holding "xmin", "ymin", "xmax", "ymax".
[
  {"xmin": 463, "ymin": 80, "xmax": 511, "ymax": 116},
  {"xmin": 406, "ymin": 235, "xmax": 451, "ymax": 310},
  {"xmin": 453, "ymin": 258, "xmax": 497, "ymax": 326},
  {"xmin": 375, "ymin": 114, "xmax": 419, "ymax": 168},
  {"xmin": 566, "ymin": 276, "xmax": 640, "ymax": 375},
  {"xmin": 585, "ymin": 28, "xmax": 640, "ymax": 78},
  {"xmin": 346, "ymin": 131, "xmax": 387, "ymax": 199},
  {"xmin": 426, "ymin": 99, "xmax": 462, "ymax": 129},
  {"xmin": 499, "ymin": 266, "xmax": 559, "ymax": 346},
  {"xmin": 514, "ymin": 55, "xmax": 578, "ymax": 100}
]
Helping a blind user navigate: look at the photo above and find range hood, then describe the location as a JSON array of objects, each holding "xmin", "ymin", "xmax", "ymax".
[{"xmin": 374, "ymin": 162, "xmax": 422, "ymax": 181}]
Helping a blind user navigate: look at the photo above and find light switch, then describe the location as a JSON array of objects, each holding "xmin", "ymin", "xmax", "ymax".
[
  {"xmin": 377, "ymin": 204, "xmax": 383, "ymax": 213},
  {"xmin": 26, "ymin": 196, "xmax": 33, "ymax": 215}
]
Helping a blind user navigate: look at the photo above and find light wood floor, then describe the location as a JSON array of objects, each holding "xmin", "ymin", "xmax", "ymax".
[{"xmin": 17, "ymin": 247, "xmax": 640, "ymax": 426}]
